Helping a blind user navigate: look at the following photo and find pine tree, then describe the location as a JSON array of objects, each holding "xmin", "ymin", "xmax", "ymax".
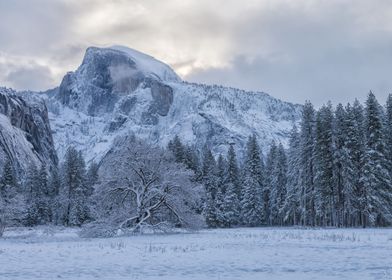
[
  {"xmin": 61, "ymin": 147, "xmax": 91, "ymax": 226},
  {"xmin": 361, "ymin": 92, "xmax": 392, "ymax": 226},
  {"xmin": 25, "ymin": 164, "xmax": 40, "ymax": 226},
  {"xmin": 48, "ymin": 167, "xmax": 61, "ymax": 224},
  {"xmin": 226, "ymin": 145, "xmax": 241, "ymax": 198},
  {"xmin": 333, "ymin": 104, "xmax": 352, "ymax": 227},
  {"xmin": 26, "ymin": 164, "xmax": 53, "ymax": 225},
  {"xmin": 265, "ymin": 141, "xmax": 277, "ymax": 225},
  {"xmin": 267, "ymin": 142, "xmax": 288, "ymax": 226},
  {"xmin": 183, "ymin": 146, "xmax": 200, "ymax": 172},
  {"xmin": 343, "ymin": 101, "xmax": 365, "ymax": 226},
  {"xmin": 0, "ymin": 159, "xmax": 25, "ymax": 226},
  {"xmin": 169, "ymin": 135, "xmax": 185, "ymax": 164},
  {"xmin": 73, "ymin": 151, "xmax": 91, "ymax": 224},
  {"xmin": 283, "ymin": 126, "xmax": 301, "ymax": 225},
  {"xmin": 201, "ymin": 146, "xmax": 218, "ymax": 227},
  {"xmin": 385, "ymin": 94, "xmax": 392, "ymax": 178},
  {"xmin": 222, "ymin": 181, "xmax": 240, "ymax": 227},
  {"xmin": 204, "ymin": 190, "xmax": 216, "ymax": 227},
  {"xmin": 25, "ymin": 164, "xmax": 39, "ymax": 198},
  {"xmin": 299, "ymin": 101, "xmax": 316, "ymax": 226},
  {"xmin": 37, "ymin": 165, "xmax": 51, "ymax": 224},
  {"xmin": 214, "ymin": 155, "xmax": 227, "ymax": 227},
  {"xmin": 0, "ymin": 159, "xmax": 17, "ymax": 200},
  {"xmin": 87, "ymin": 161, "xmax": 99, "ymax": 188},
  {"xmin": 222, "ymin": 145, "xmax": 241, "ymax": 227},
  {"xmin": 241, "ymin": 135, "xmax": 264, "ymax": 226},
  {"xmin": 313, "ymin": 103, "xmax": 334, "ymax": 226},
  {"xmin": 270, "ymin": 144, "xmax": 287, "ymax": 226}
]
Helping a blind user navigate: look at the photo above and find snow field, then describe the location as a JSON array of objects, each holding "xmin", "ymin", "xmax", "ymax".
[{"xmin": 1, "ymin": 227, "xmax": 392, "ymax": 280}]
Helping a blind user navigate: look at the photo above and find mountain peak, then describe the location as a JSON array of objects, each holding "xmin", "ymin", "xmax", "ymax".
[
  {"xmin": 83, "ymin": 46, "xmax": 181, "ymax": 83},
  {"xmin": 56, "ymin": 46, "xmax": 181, "ymax": 115},
  {"xmin": 50, "ymin": 45, "xmax": 302, "ymax": 162}
]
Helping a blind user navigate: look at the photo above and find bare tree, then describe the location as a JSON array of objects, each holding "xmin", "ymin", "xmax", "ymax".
[{"xmin": 93, "ymin": 136, "xmax": 204, "ymax": 234}]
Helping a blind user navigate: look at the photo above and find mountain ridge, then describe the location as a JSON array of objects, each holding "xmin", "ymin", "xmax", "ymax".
[
  {"xmin": 43, "ymin": 46, "xmax": 302, "ymax": 162},
  {"xmin": 0, "ymin": 46, "xmax": 302, "ymax": 167}
]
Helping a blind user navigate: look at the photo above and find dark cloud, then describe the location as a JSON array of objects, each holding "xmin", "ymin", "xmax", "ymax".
[{"xmin": 0, "ymin": 0, "xmax": 391, "ymax": 105}]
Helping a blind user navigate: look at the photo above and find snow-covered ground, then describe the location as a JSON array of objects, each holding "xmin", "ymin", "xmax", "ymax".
[{"xmin": 1, "ymin": 227, "xmax": 391, "ymax": 280}]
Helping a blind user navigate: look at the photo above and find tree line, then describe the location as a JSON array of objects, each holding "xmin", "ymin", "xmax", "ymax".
[
  {"xmin": 1, "ymin": 92, "xmax": 392, "ymax": 235},
  {"xmin": 169, "ymin": 92, "xmax": 392, "ymax": 228},
  {"xmin": 0, "ymin": 137, "xmax": 202, "ymax": 236},
  {"xmin": 0, "ymin": 146, "xmax": 99, "ymax": 235}
]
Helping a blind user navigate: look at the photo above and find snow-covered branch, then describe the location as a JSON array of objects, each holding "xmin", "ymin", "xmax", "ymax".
[{"xmin": 91, "ymin": 136, "xmax": 204, "ymax": 234}]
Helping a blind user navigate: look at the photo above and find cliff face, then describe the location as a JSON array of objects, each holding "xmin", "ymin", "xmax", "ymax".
[
  {"xmin": 57, "ymin": 46, "xmax": 180, "ymax": 116},
  {"xmin": 0, "ymin": 88, "xmax": 58, "ymax": 176}
]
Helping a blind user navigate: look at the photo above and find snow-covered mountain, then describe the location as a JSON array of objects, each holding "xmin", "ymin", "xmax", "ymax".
[
  {"xmin": 44, "ymin": 46, "xmax": 301, "ymax": 162},
  {"xmin": 0, "ymin": 88, "xmax": 58, "ymax": 176}
]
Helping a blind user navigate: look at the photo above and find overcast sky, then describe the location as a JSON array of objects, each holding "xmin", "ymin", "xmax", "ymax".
[{"xmin": 0, "ymin": 0, "xmax": 391, "ymax": 106}]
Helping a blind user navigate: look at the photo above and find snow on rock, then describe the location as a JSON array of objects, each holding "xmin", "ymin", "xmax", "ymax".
[
  {"xmin": 43, "ymin": 46, "xmax": 302, "ymax": 163},
  {"xmin": 110, "ymin": 45, "xmax": 181, "ymax": 83},
  {"xmin": 0, "ymin": 88, "xmax": 57, "ymax": 175}
]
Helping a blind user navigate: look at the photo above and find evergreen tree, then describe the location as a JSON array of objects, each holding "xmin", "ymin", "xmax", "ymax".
[
  {"xmin": 184, "ymin": 146, "xmax": 200, "ymax": 172},
  {"xmin": 201, "ymin": 146, "xmax": 218, "ymax": 227},
  {"xmin": 25, "ymin": 164, "xmax": 39, "ymax": 226},
  {"xmin": 269, "ymin": 143, "xmax": 287, "ymax": 226},
  {"xmin": 333, "ymin": 104, "xmax": 352, "ymax": 227},
  {"xmin": 265, "ymin": 141, "xmax": 277, "ymax": 225},
  {"xmin": 283, "ymin": 126, "xmax": 301, "ymax": 225},
  {"xmin": 204, "ymin": 190, "xmax": 216, "ymax": 228},
  {"xmin": 226, "ymin": 145, "xmax": 241, "ymax": 198},
  {"xmin": 385, "ymin": 94, "xmax": 392, "ymax": 178},
  {"xmin": 168, "ymin": 135, "xmax": 185, "ymax": 164},
  {"xmin": 299, "ymin": 101, "xmax": 316, "ymax": 226},
  {"xmin": 241, "ymin": 135, "xmax": 264, "ymax": 226},
  {"xmin": 313, "ymin": 103, "xmax": 334, "ymax": 226},
  {"xmin": 61, "ymin": 147, "xmax": 91, "ymax": 226},
  {"xmin": 0, "ymin": 159, "xmax": 24, "ymax": 226},
  {"xmin": 222, "ymin": 180, "xmax": 240, "ymax": 227},
  {"xmin": 343, "ymin": 101, "xmax": 365, "ymax": 226},
  {"xmin": 361, "ymin": 92, "xmax": 392, "ymax": 226},
  {"xmin": 37, "ymin": 165, "xmax": 51, "ymax": 224},
  {"xmin": 24, "ymin": 164, "xmax": 39, "ymax": 198},
  {"xmin": 169, "ymin": 137, "xmax": 200, "ymax": 175},
  {"xmin": 215, "ymin": 155, "xmax": 227, "ymax": 227},
  {"xmin": 48, "ymin": 167, "xmax": 61, "ymax": 224},
  {"xmin": 222, "ymin": 145, "xmax": 241, "ymax": 227},
  {"xmin": 0, "ymin": 159, "xmax": 17, "ymax": 200},
  {"xmin": 26, "ymin": 164, "xmax": 52, "ymax": 225},
  {"xmin": 87, "ymin": 161, "xmax": 99, "ymax": 188}
]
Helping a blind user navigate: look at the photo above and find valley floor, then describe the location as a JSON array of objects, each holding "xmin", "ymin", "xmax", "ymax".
[{"xmin": 0, "ymin": 226, "xmax": 391, "ymax": 280}]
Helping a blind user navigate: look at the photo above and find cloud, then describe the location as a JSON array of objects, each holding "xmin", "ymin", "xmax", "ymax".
[
  {"xmin": 184, "ymin": 0, "xmax": 392, "ymax": 105},
  {"xmin": 0, "ymin": 0, "xmax": 391, "ymax": 105},
  {"xmin": 6, "ymin": 64, "xmax": 54, "ymax": 91},
  {"xmin": 0, "ymin": 53, "xmax": 55, "ymax": 91}
]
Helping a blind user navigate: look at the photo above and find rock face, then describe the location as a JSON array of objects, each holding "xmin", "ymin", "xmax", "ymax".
[
  {"xmin": 0, "ymin": 88, "xmax": 58, "ymax": 176},
  {"xmin": 57, "ymin": 47, "xmax": 180, "ymax": 116},
  {"xmin": 44, "ymin": 46, "xmax": 302, "ymax": 163}
]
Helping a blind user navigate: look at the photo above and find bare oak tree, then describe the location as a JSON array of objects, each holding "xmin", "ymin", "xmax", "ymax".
[{"xmin": 93, "ymin": 136, "xmax": 204, "ymax": 234}]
